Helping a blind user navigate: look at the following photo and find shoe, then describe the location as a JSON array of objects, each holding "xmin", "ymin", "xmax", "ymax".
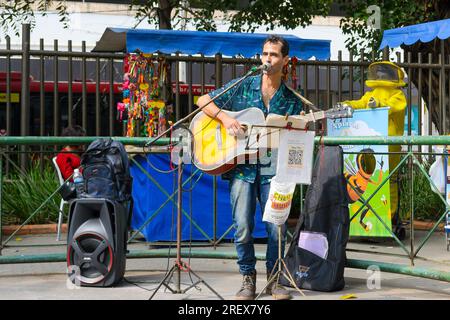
[
  {"xmin": 266, "ymin": 272, "xmax": 292, "ymax": 300},
  {"xmin": 235, "ymin": 270, "xmax": 256, "ymax": 300}
]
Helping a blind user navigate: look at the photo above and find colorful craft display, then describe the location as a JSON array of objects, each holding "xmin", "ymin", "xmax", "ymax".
[
  {"xmin": 119, "ymin": 53, "xmax": 171, "ymax": 137},
  {"xmin": 282, "ymin": 56, "xmax": 299, "ymax": 90},
  {"xmin": 290, "ymin": 56, "xmax": 299, "ymax": 90},
  {"xmin": 118, "ymin": 53, "xmax": 299, "ymax": 137}
]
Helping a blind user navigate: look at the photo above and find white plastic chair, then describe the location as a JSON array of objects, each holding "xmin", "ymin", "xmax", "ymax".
[{"xmin": 52, "ymin": 156, "xmax": 69, "ymax": 241}]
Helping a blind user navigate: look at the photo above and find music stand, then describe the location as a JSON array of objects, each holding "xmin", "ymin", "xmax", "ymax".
[
  {"xmin": 149, "ymin": 139, "xmax": 223, "ymax": 300},
  {"xmin": 255, "ymin": 225, "xmax": 305, "ymax": 299},
  {"xmin": 254, "ymin": 122, "xmax": 310, "ymax": 300}
]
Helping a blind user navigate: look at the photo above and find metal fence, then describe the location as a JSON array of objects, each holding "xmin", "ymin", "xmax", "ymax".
[
  {"xmin": 0, "ymin": 136, "xmax": 449, "ymax": 285},
  {"xmin": 1, "ymin": 24, "xmax": 449, "ymax": 141}
]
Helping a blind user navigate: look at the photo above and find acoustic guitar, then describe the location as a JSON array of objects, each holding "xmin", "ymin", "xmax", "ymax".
[{"xmin": 189, "ymin": 105, "xmax": 353, "ymax": 175}]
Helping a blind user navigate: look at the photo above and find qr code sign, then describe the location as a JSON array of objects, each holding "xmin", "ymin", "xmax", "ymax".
[{"xmin": 288, "ymin": 147, "xmax": 303, "ymax": 168}]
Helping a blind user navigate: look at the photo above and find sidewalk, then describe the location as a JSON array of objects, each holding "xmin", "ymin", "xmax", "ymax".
[{"xmin": 0, "ymin": 230, "xmax": 449, "ymax": 300}]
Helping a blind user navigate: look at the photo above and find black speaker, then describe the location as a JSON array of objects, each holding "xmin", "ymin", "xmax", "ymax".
[{"xmin": 66, "ymin": 198, "xmax": 128, "ymax": 287}]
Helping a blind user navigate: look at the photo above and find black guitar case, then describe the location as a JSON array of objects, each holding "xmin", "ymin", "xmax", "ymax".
[{"xmin": 280, "ymin": 145, "xmax": 350, "ymax": 292}]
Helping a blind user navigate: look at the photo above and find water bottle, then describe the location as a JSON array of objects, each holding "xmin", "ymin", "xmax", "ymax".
[{"xmin": 73, "ymin": 168, "xmax": 84, "ymax": 197}]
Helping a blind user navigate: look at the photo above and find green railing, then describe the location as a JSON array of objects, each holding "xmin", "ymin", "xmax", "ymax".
[{"xmin": 0, "ymin": 135, "xmax": 449, "ymax": 283}]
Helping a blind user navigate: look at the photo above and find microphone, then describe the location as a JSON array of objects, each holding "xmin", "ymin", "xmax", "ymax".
[{"xmin": 251, "ymin": 62, "xmax": 272, "ymax": 73}]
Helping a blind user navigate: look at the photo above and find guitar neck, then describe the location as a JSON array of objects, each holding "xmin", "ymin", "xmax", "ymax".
[
  {"xmin": 299, "ymin": 106, "xmax": 353, "ymax": 122},
  {"xmin": 303, "ymin": 110, "xmax": 326, "ymax": 122}
]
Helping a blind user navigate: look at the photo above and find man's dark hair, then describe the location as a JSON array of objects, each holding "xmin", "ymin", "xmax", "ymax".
[
  {"xmin": 263, "ymin": 35, "xmax": 289, "ymax": 57},
  {"xmin": 61, "ymin": 125, "xmax": 86, "ymax": 137}
]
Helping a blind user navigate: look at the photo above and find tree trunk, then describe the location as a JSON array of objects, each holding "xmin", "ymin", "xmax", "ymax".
[{"xmin": 158, "ymin": 0, "xmax": 174, "ymax": 30}]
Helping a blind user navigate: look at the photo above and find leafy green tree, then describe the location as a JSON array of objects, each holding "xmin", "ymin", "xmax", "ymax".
[
  {"xmin": 0, "ymin": 0, "xmax": 332, "ymax": 34},
  {"xmin": 339, "ymin": 0, "xmax": 450, "ymax": 133},
  {"xmin": 130, "ymin": 0, "xmax": 332, "ymax": 31},
  {"xmin": 0, "ymin": 0, "xmax": 68, "ymax": 36}
]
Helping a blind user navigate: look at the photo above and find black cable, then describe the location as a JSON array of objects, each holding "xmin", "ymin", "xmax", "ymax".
[
  {"xmin": 166, "ymin": 170, "xmax": 177, "ymax": 271},
  {"xmin": 123, "ymin": 277, "xmax": 201, "ymax": 293},
  {"xmin": 181, "ymin": 170, "xmax": 204, "ymax": 193},
  {"xmin": 141, "ymin": 145, "xmax": 179, "ymax": 175},
  {"xmin": 123, "ymin": 277, "xmax": 159, "ymax": 293},
  {"xmin": 186, "ymin": 163, "xmax": 201, "ymax": 292},
  {"xmin": 156, "ymin": 169, "xmax": 178, "ymax": 293}
]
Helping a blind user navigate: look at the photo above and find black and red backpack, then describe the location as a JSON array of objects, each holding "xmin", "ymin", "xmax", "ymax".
[{"xmin": 80, "ymin": 138, "xmax": 132, "ymax": 203}]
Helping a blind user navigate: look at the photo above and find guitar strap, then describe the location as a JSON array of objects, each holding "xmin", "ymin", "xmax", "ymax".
[{"xmin": 285, "ymin": 84, "xmax": 320, "ymax": 112}]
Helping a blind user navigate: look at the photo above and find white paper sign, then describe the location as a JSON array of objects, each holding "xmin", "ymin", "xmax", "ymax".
[{"xmin": 276, "ymin": 130, "xmax": 315, "ymax": 184}]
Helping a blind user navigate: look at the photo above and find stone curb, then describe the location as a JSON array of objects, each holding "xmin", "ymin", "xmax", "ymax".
[
  {"xmin": 413, "ymin": 220, "xmax": 445, "ymax": 232},
  {"xmin": 1, "ymin": 224, "xmax": 68, "ymax": 236}
]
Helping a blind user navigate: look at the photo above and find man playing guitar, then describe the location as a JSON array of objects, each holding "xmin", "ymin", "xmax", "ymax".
[{"xmin": 196, "ymin": 35, "xmax": 303, "ymax": 300}]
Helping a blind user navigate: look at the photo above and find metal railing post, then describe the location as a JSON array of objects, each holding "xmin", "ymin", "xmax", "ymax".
[
  {"xmin": 68, "ymin": 40, "xmax": 73, "ymax": 127},
  {"xmin": 175, "ymin": 53, "xmax": 181, "ymax": 122},
  {"xmin": 39, "ymin": 38, "xmax": 45, "ymax": 170},
  {"xmin": 215, "ymin": 53, "xmax": 223, "ymax": 88},
  {"xmin": 95, "ymin": 58, "xmax": 101, "ymax": 136},
  {"xmin": 20, "ymin": 24, "xmax": 31, "ymax": 170},
  {"xmin": 382, "ymin": 47, "xmax": 389, "ymax": 61},
  {"xmin": 109, "ymin": 58, "xmax": 114, "ymax": 135},
  {"xmin": 439, "ymin": 41, "xmax": 446, "ymax": 134},
  {"xmin": 5, "ymin": 35, "xmax": 11, "ymax": 175},
  {"xmin": 53, "ymin": 39, "xmax": 59, "ymax": 136},
  {"xmin": 81, "ymin": 41, "xmax": 87, "ymax": 131},
  {"xmin": 409, "ymin": 151, "xmax": 415, "ymax": 265}
]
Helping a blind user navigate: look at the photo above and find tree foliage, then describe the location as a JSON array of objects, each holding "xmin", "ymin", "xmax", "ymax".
[
  {"xmin": 339, "ymin": 0, "xmax": 449, "ymax": 133},
  {"xmin": 130, "ymin": 0, "xmax": 333, "ymax": 31},
  {"xmin": 339, "ymin": 0, "xmax": 444, "ymax": 57},
  {"xmin": 0, "ymin": 0, "xmax": 68, "ymax": 36}
]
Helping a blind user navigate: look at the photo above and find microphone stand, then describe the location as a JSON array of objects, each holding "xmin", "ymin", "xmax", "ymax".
[{"xmin": 148, "ymin": 65, "xmax": 263, "ymax": 300}]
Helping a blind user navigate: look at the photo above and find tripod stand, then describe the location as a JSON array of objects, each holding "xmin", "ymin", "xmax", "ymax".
[
  {"xmin": 256, "ymin": 225, "xmax": 305, "ymax": 300},
  {"xmin": 149, "ymin": 145, "xmax": 223, "ymax": 300}
]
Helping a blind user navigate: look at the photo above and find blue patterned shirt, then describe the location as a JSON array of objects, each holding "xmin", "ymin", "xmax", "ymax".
[{"xmin": 208, "ymin": 75, "xmax": 303, "ymax": 184}]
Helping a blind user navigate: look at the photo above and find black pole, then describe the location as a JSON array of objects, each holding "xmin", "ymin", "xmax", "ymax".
[
  {"xmin": 175, "ymin": 145, "xmax": 183, "ymax": 293},
  {"xmin": 20, "ymin": 24, "xmax": 31, "ymax": 170}
]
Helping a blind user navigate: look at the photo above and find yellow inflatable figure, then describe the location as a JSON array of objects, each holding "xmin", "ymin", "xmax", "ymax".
[{"xmin": 343, "ymin": 61, "xmax": 407, "ymax": 225}]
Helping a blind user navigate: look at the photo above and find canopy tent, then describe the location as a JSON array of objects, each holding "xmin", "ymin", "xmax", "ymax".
[
  {"xmin": 379, "ymin": 18, "xmax": 450, "ymax": 49},
  {"xmin": 93, "ymin": 28, "xmax": 331, "ymax": 60}
]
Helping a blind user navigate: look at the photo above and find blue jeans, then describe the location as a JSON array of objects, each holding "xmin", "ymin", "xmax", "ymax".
[{"xmin": 229, "ymin": 176, "xmax": 287, "ymax": 275}]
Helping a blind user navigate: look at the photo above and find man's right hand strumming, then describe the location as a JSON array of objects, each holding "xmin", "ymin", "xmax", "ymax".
[
  {"xmin": 197, "ymin": 94, "xmax": 243, "ymax": 136},
  {"xmin": 221, "ymin": 114, "xmax": 244, "ymax": 136}
]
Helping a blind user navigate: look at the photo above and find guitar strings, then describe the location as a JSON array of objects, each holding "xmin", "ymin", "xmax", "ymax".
[
  {"xmin": 187, "ymin": 77, "xmax": 247, "ymax": 166},
  {"xmin": 192, "ymin": 77, "xmax": 246, "ymax": 140}
]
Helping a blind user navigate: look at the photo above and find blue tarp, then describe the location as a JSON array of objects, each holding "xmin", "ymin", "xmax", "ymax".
[
  {"xmin": 93, "ymin": 28, "xmax": 331, "ymax": 60},
  {"xmin": 130, "ymin": 154, "xmax": 267, "ymax": 242},
  {"xmin": 380, "ymin": 18, "xmax": 450, "ymax": 49}
]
